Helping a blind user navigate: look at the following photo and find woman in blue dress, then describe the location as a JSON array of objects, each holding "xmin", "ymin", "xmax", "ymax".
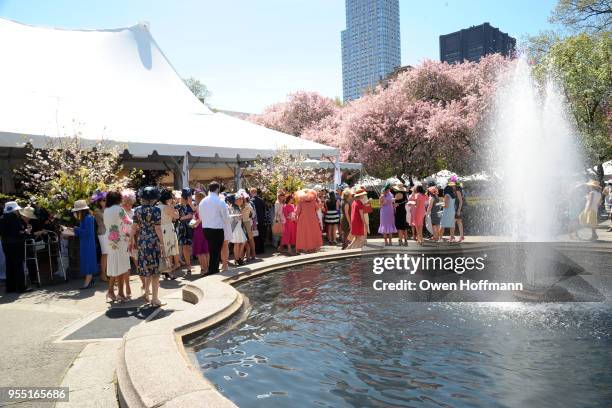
[
  {"xmin": 176, "ymin": 189, "xmax": 194, "ymax": 270},
  {"xmin": 131, "ymin": 187, "xmax": 165, "ymax": 307},
  {"xmin": 72, "ymin": 199, "xmax": 97, "ymax": 289},
  {"xmin": 439, "ymin": 185, "xmax": 456, "ymax": 242}
]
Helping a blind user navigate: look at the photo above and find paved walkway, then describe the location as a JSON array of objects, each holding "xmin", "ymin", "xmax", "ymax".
[{"xmin": 0, "ymin": 224, "xmax": 610, "ymax": 407}]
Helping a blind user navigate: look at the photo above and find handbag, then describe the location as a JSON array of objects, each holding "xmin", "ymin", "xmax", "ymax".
[{"xmin": 272, "ymin": 222, "xmax": 283, "ymax": 235}]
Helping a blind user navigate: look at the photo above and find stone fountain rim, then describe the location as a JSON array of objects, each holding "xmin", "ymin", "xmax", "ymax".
[{"xmin": 115, "ymin": 241, "xmax": 607, "ymax": 407}]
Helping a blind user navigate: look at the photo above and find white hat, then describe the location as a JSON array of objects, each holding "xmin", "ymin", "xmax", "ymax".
[
  {"xmin": 3, "ymin": 201, "xmax": 22, "ymax": 214},
  {"xmin": 71, "ymin": 200, "xmax": 90, "ymax": 212},
  {"xmin": 19, "ymin": 206, "xmax": 38, "ymax": 219}
]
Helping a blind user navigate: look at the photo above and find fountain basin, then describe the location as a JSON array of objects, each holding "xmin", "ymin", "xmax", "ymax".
[{"xmin": 116, "ymin": 244, "xmax": 611, "ymax": 408}]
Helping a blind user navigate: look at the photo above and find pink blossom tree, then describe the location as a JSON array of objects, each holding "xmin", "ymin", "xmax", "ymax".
[
  {"xmin": 250, "ymin": 91, "xmax": 339, "ymax": 136},
  {"xmin": 254, "ymin": 55, "xmax": 509, "ymax": 178}
]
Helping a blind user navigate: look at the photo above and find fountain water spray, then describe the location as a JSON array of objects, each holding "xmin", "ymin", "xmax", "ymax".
[{"xmin": 491, "ymin": 56, "xmax": 583, "ymax": 289}]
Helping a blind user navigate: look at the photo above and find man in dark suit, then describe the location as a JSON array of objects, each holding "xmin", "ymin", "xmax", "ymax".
[
  {"xmin": 249, "ymin": 188, "xmax": 267, "ymax": 254},
  {"xmin": 0, "ymin": 201, "xmax": 30, "ymax": 293}
]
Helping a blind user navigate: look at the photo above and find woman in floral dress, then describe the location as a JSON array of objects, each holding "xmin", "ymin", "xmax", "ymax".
[
  {"xmin": 131, "ymin": 187, "xmax": 165, "ymax": 307},
  {"xmin": 104, "ymin": 191, "xmax": 132, "ymax": 302},
  {"xmin": 176, "ymin": 189, "xmax": 195, "ymax": 270}
]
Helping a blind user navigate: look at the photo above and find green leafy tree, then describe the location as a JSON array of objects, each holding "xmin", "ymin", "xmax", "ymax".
[
  {"xmin": 550, "ymin": 0, "xmax": 611, "ymax": 33},
  {"xmin": 183, "ymin": 77, "xmax": 212, "ymax": 106},
  {"xmin": 534, "ymin": 32, "xmax": 611, "ymax": 180}
]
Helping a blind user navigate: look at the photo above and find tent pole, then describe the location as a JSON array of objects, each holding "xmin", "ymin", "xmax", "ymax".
[
  {"xmin": 182, "ymin": 153, "xmax": 189, "ymax": 189},
  {"xmin": 235, "ymin": 161, "xmax": 242, "ymax": 190},
  {"xmin": 333, "ymin": 154, "xmax": 341, "ymax": 187}
]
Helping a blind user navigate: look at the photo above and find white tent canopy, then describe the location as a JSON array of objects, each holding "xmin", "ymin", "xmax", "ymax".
[{"xmin": 0, "ymin": 18, "xmax": 337, "ymax": 160}]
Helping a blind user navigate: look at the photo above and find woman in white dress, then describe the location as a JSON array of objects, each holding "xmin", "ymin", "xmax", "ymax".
[
  {"xmin": 220, "ymin": 192, "xmax": 232, "ymax": 272},
  {"xmin": 229, "ymin": 195, "xmax": 247, "ymax": 266},
  {"xmin": 121, "ymin": 189, "xmax": 137, "ymax": 298},
  {"xmin": 158, "ymin": 189, "xmax": 180, "ymax": 279},
  {"xmin": 103, "ymin": 191, "xmax": 132, "ymax": 302}
]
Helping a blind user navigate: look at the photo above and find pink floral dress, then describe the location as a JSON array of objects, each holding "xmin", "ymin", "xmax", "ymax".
[{"xmin": 104, "ymin": 204, "xmax": 132, "ymax": 277}]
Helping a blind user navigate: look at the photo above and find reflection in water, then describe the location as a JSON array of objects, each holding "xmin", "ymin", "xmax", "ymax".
[{"xmin": 189, "ymin": 257, "xmax": 612, "ymax": 408}]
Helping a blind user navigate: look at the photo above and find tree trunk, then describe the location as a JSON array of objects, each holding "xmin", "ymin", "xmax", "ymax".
[{"xmin": 596, "ymin": 163, "xmax": 604, "ymax": 186}]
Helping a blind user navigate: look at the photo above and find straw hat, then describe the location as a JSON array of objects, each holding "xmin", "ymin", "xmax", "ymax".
[
  {"xmin": 586, "ymin": 180, "xmax": 600, "ymax": 188},
  {"xmin": 395, "ymin": 183, "xmax": 407, "ymax": 192},
  {"xmin": 3, "ymin": 201, "xmax": 22, "ymax": 214},
  {"xmin": 19, "ymin": 206, "xmax": 38, "ymax": 220},
  {"xmin": 71, "ymin": 200, "xmax": 90, "ymax": 212},
  {"xmin": 353, "ymin": 187, "xmax": 367, "ymax": 197},
  {"xmin": 296, "ymin": 188, "xmax": 317, "ymax": 202}
]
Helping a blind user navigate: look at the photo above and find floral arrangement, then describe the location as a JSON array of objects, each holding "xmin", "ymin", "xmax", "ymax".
[
  {"xmin": 246, "ymin": 148, "xmax": 328, "ymax": 203},
  {"xmin": 16, "ymin": 133, "xmax": 128, "ymax": 224}
]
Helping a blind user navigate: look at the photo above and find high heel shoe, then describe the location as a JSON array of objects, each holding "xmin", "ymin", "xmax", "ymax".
[
  {"xmin": 105, "ymin": 293, "xmax": 117, "ymax": 303},
  {"xmin": 80, "ymin": 278, "xmax": 95, "ymax": 290}
]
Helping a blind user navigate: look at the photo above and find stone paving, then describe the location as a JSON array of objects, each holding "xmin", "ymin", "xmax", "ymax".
[{"xmin": 0, "ymin": 224, "xmax": 610, "ymax": 407}]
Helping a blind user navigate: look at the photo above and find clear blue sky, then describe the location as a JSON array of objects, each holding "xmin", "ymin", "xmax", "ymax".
[{"xmin": 0, "ymin": 0, "xmax": 558, "ymax": 113}]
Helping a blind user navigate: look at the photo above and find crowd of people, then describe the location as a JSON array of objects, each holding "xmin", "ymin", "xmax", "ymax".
[{"xmin": 1, "ymin": 177, "xmax": 611, "ymax": 297}]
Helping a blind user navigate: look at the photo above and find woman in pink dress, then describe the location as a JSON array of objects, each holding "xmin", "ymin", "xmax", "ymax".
[
  {"xmin": 408, "ymin": 185, "xmax": 427, "ymax": 245},
  {"xmin": 281, "ymin": 194, "xmax": 297, "ymax": 255},
  {"xmin": 296, "ymin": 189, "xmax": 323, "ymax": 253}
]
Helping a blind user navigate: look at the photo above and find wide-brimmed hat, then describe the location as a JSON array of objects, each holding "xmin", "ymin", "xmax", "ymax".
[
  {"xmin": 3, "ymin": 201, "xmax": 22, "ymax": 214},
  {"xmin": 139, "ymin": 186, "xmax": 160, "ymax": 201},
  {"xmin": 449, "ymin": 175, "xmax": 459, "ymax": 183},
  {"xmin": 586, "ymin": 180, "xmax": 600, "ymax": 188},
  {"xmin": 394, "ymin": 183, "xmax": 407, "ymax": 192},
  {"xmin": 382, "ymin": 181, "xmax": 393, "ymax": 190},
  {"xmin": 90, "ymin": 191, "xmax": 107, "ymax": 203},
  {"xmin": 448, "ymin": 181, "xmax": 456, "ymax": 187},
  {"xmin": 71, "ymin": 200, "xmax": 90, "ymax": 212},
  {"xmin": 19, "ymin": 206, "xmax": 38, "ymax": 219},
  {"xmin": 181, "ymin": 188, "xmax": 192, "ymax": 199},
  {"xmin": 236, "ymin": 189, "xmax": 250, "ymax": 200},
  {"xmin": 225, "ymin": 194, "xmax": 236, "ymax": 205},
  {"xmin": 353, "ymin": 187, "xmax": 367, "ymax": 197}
]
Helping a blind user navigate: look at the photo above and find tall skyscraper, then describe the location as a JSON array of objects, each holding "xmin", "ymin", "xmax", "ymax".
[
  {"xmin": 439, "ymin": 22, "xmax": 515, "ymax": 64},
  {"xmin": 341, "ymin": 0, "xmax": 401, "ymax": 102}
]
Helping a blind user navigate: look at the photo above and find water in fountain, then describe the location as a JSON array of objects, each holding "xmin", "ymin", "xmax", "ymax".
[{"xmin": 491, "ymin": 56, "xmax": 583, "ymax": 288}]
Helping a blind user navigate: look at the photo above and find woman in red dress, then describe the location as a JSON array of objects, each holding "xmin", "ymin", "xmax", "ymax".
[{"xmin": 280, "ymin": 194, "xmax": 297, "ymax": 255}]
